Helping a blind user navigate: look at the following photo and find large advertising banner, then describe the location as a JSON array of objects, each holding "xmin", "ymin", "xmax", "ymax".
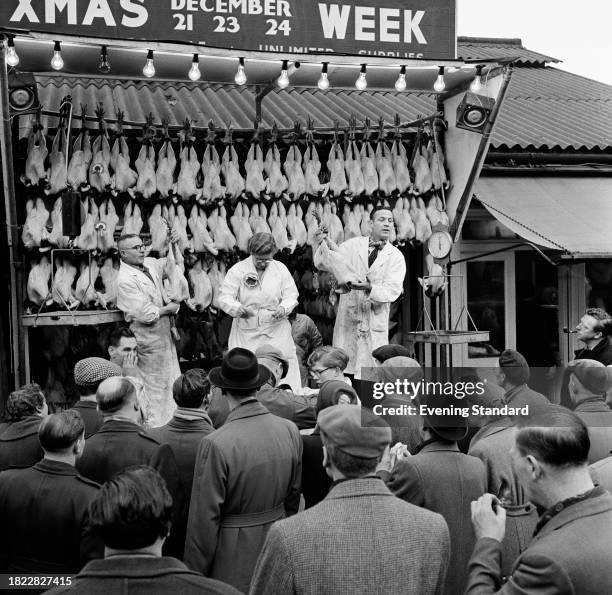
[{"xmin": 1, "ymin": 0, "xmax": 456, "ymax": 59}]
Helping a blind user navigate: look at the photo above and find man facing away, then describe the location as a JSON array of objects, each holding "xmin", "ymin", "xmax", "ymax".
[
  {"xmin": 185, "ymin": 348, "xmax": 302, "ymax": 593},
  {"xmin": 71, "ymin": 357, "xmax": 123, "ymax": 439},
  {"xmin": 149, "ymin": 369, "xmax": 215, "ymax": 559},
  {"xmin": 46, "ymin": 467, "xmax": 239, "ymax": 595},
  {"xmin": 250, "ymin": 405, "xmax": 450, "ymax": 595},
  {"xmin": 495, "ymin": 350, "xmax": 550, "ymax": 410},
  {"xmin": 314, "ymin": 207, "xmax": 407, "ymax": 376},
  {"xmin": 116, "ymin": 232, "xmax": 182, "ymax": 427},
  {"xmin": 467, "ymin": 406, "xmax": 612, "ymax": 593},
  {"xmin": 0, "ymin": 411, "xmax": 101, "ymax": 573}
]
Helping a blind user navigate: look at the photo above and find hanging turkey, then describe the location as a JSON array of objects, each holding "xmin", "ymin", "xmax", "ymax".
[
  {"xmin": 88, "ymin": 105, "xmax": 112, "ymax": 193},
  {"xmin": 27, "ymin": 255, "xmax": 52, "ymax": 307},
  {"xmin": 201, "ymin": 121, "xmax": 224, "ymax": 204},
  {"xmin": 410, "ymin": 125, "xmax": 433, "ymax": 196},
  {"xmin": 221, "ymin": 124, "xmax": 245, "ymax": 199},
  {"xmin": 375, "ymin": 118, "xmax": 397, "ymax": 196},
  {"xmin": 303, "ymin": 118, "xmax": 325, "ymax": 196},
  {"xmin": 110, "ymin": 110, "xmax": 138, "ymax": 193},
  {"xmin": 419, "ymin": 253, "xmax": 447, "ymax": 298},
  {"xmin": 284, "ymin": 122, "xmax": 306, "ymax": 200},
  {"xmin": 46, "ymin": 110, "xmax": 68, "ymax": 196},
  {"xmin": 67, "ymin": 104, "xmax": 92, "ymax": 190},
  {"xmin": 327, "ymin": 122, "xmax": 348, "ymax": 198},
  {"xmin": 135, "ymin": 113, "xmax": 157, "ymax": 199},
  {"xmin": 176, "ymin": 118, "xmax": 200, "ymax": 201},
  {"xmin": 360, "ymin": 118, "xmax": 379, "ymax": 196},
  {"xmin": 22, "ymin": 109, "xmax": 48, "ymax": 187},
  {"xmin": 245, "ymin": 124, "xmax": 267, "ymax": 198},
  {"xmin": 264, "ymin": 123, "xmax": 288, "ymax": 199},
  {"xmin": 391, "ymin": 114, "xmax": 412, "ymax": 195},
  {"xmin": 344, "ymin": 118, "xmax": 365, "ymax": 198},
  {"xmin": 156, "ymin": 118, "xmax": 177, "ymax": 199}
]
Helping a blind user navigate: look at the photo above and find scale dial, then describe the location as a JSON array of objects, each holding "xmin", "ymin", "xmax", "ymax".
[{"xmin": 428, "ymin": 230, "xmax": 453, "ymax": 259}]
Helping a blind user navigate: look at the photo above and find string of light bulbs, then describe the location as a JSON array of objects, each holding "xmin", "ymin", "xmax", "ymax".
[{"xmin": 3, "ymin": 39, "xmax": 485, "ymax": 93}]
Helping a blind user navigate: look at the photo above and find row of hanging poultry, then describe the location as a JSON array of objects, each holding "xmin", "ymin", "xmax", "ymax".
[{"xmin": 22, "ymin": 106, "xmax": 449, "ymax": 204}]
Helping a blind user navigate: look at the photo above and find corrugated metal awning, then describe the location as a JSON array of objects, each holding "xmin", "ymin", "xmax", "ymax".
[{"xmin": 474, "ymin": 177, "xmax": 612, "ymax": 258}]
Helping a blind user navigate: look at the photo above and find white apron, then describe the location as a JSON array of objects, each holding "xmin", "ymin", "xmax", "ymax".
[
  {"xmin": 219, "ymin": 258, "xmax": 301, "ymax": 390},
  {"xmin": 117, "ymin": 258, "xmax": 180, "ymax": 427}
]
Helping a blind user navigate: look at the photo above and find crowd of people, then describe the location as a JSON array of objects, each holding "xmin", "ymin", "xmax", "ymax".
[{"xmin": 1, "ymin": 208, "xmax": 612, "ymax": 593}]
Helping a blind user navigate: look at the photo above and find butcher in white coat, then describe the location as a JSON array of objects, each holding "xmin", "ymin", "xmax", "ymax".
[
  {"xmin": 314, "ymin": 207, "xmax": 406, "ymax": 376},
  {"xmin": 218, "ymin": 232, "xmax": 302, "ymax": 390},
  {"xmin": 116, "ymin": 232, "xmax": 181, "ymax": 427}
]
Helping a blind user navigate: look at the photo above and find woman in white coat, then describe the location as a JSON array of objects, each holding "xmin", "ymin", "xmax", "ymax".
[{"xmin": 218, "ymin": 232, "xmax": 301, "ymax": 390}]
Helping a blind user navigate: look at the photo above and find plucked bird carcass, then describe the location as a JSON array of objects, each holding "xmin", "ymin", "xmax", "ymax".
[
  {"xmin": 303, "ymin": 123, "xmax": 324, "ymax": 196},
  {"xmin": 188, "ymin": 206, "xmax": 218, "ymax": 255},
  {"xmin": 391, "ymin": 134, "xmax": 412, "ymax": 195},
  {"xmin": 411, "ymin": 130, "xmax": 433, "ymax": 195},
  {"xmin": 230, "ymin": 202, "xmax": 253, "ymax": 253},
  {"xmin": 52, "ymin": 258, "xmax": 79, "ymax": 309},
  {"xmin": 176, "ymin": 119, "xmax": 200, "ymax": 201},
  {"xmin": 429, "ymin": 126, "xmax": 449, "ymax": 191},
  {"xmin": 286, "ymin": 203, "xmax": 307, "ymax": 247},
  {"xmin": 163, "ymin": 242, "xmax": 190, "ymax": 303},
  {"xmin": 221, "ymin": 126, "xmax": 245, "ymax": 199},
  {"xmin": 284, "ymin": 140, "xmax": 307, "ymax": 200},
  {"xmin": 208, "ymin": 258, "xmax": 226, "ymax": 310},
  {"xmin": 394, "ymin": 197, "xmax": 415, "ymax": 243},
  {"xmin": 22, "ymin": 198, "xmax": 50, "ymax": 249},
  {"xmin": 27, "ymin": 256, "xmax": 52, "ymax": 306},
  {"xmin": 47, "ymin": 197, "xmax": 70, "ymax": 248},
  {"xmin": 96, "ymin": 257, "xmax": 119, "ymax": 308},
  {"xmin": 344, "ymin": 131, "xmax": 365, "ymax": 197},
  {"xmin": 186, "ymin": 257, "xmax": 213, "ymax": 311},
  {"xmin": 67, "ymin": 105, "xmax": 92, "ymax": 190},
  {"xmin": 46, "ymin": 119, "xmax": 68, "ymax": 196},
  {"xmin": 263, "ymin": 125, "xmax": 288, "ymax": 198},
  {"xmin": 270, "ymin": 200, "xmax": 297, "ymax": 253},
  {"xmin": 75, "ymin": 260, "xmax": 100, "ymax": 306},
  {"xmin": 342, "ymin": 204, "xmax": 361, "ymax": 241},
  {"xmin": 245, "ymin": 127, "xmax": 267, "ymax": 198},
  {"xmin": 156, "ymin": 119, "xmax": 177, "ymax": 199},
  {"xmin": 419, "ymin": 253, "xmax": 447, "ymax": 298},
  {"xmin": 76, "ymin": 198, "xmax": 99, "ymax": 251},
  {"xmin": 327, "ymin": 126, "xmax": 348, "ymax": 197},
  {"xmin": 375, "ymin": 121, "xmax": 397, "ymax": 196},
  {"xmin": 148, "ymin": 204, "xmax": 169, "ymax": 256},
  {"xmin": 88, "ymin": 106, "xmax": 112, "ymax": 193},
  {"xmin": 110, "ymin": 111, "xmax": 138, "ymax": 193},
  {"xmin": 135, "ymin": 116, "xmax": 157, "ymax": 199},
  {"xmin": 201, "ymin": 122, "xmax": 224, "ymax": 204},
  {"xmin": 23, "ymin": 113, "xmax": 48, "ymax": 186},
  {"xmin": 97, "ymin": 198, "xmax": 119, "ymax": 252},
  {"xmin": 122, "ymin": 200, "xmax": 143, "ymax": 236},
  {"xmin": 315, "ymin": 237, "xmax": 363, "ymax": 289},
  {"xmin": 410, "ymin": 197, "xmax": 432, "ymax": 243}
]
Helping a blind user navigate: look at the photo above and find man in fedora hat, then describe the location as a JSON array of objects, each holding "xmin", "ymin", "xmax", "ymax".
[
  {"xmin": 380, "ymin": 396, "xmax": 486, "ymax": 595},
  {"xmin": 250, "ymin": 405, "xmax": 449, "ymax": 595},
  {"xmin": 254, "ymin": 344, "xmax": 316, "ymax": 430},
  {"xmin": 184, "ymin": 348, "xmax": 302, "ymax": 593}
]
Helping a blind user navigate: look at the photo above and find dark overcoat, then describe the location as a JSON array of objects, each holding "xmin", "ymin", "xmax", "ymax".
[
  {"xmin": 0, "ymin": 416, "xmax": 44, "ymax": 470},
  {"xmin": 184, "ymin": 399, "xmax": 302, "ymax": 593}
]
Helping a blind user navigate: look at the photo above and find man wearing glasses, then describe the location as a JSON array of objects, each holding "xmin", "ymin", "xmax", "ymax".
[{"xmin": 116, "ymin": 233, "xmax": 182, "ymax": 427}]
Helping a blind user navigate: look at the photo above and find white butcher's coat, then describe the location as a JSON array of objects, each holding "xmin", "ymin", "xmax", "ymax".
[
  {"xmin": 116, "ymin": 258, "xmax": 180, "ymax": 427},
  {"xmin": 314, "ymin": 236, "xmax": 406, "ymax": 376},
  {"xmin": 218, "ymin": 257, "xmax": 301, "ymax": 390}
]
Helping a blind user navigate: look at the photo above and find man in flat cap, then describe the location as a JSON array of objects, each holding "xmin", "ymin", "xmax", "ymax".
[
  {"xmin": 495, "ymin": 350, "xmax": 550, "ymax": 410},
  {"xmin": 255, "ymin": 344, "xmax": 316, "ymax": 430},
  {"xmin": 185, "ymin": 348, "xmax": 302, "ymax": 593},
  {"xmin": 250, "ymin": 405, "xmax": 450, "ymax": 595},
  {"xmin": 71, "ymin": 357, "xmax": 122, "ymax": 438},
  {"xmin": 567, "ymin": 359, "xmax": 612, "ymax": 463}
]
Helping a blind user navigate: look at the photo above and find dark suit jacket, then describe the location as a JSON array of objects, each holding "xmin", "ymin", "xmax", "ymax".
[
  {"xmin": 250, "ymin": 477, "xmax": 450, "ymax": 595},
  {"xmin": 76, "ymin": 419, "xmax": 183, "ymax": 557},
  {"xmin": 149, "ymin": 413, "xmax": 214, "ymax": 559},
  {"xmin": 71, "ymin": 401, "xmax": 103, "ymax": 439},
  {"xmin": 301, "ymin": 432, "xmax": 331, "ymax": 508},
  {"xmin": 0, "ymin": 459, "xmax": 101, "ymax": 573},
  {"xmin": 384, "ymin": 442, "xmax": 487, "ymax": 595},
  {"xmin": 0, "ymin": 416, "xmax": 44, "ymax": 471},
  {"xmin": 574, "ymin": 399, "xmax": 612, "ymax": 463},
  {"xmin": 466, "ymin": 489, "xmax": 612, "ymax": 594},
  {"xmin": 46, "ymin": 556, "xmax": 240, "ymax": 595},
  {"xmin": 185, "ymin": 399, "xmax": 302, "ymax": 593}
]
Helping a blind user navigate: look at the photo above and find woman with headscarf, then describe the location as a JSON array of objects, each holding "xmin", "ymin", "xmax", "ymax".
[
  {"xmin": 218, "ymin": 232, "xmax": 301, "ymax": 389},
  {"xmin": 301, "ymin": 379, "xmax": 359, "ymax": 508}
]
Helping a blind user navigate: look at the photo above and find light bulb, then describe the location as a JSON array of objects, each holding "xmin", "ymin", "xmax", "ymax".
[
  {"xmin": 355, "ymin": 64, "xmax": 367, "ymax": 91},
  {"xmin": 98, "ymin": 45, "xmax": 110, "ymax": 74},
  {"xmin": 143, "ymin": 50, "xmax": 155, "ymax": 78},
  {"xmin": 469, "ymin": 65, "xmax": 483, "ymax": 93},
  {"xmin": 395, "ymin": 66, "xmax": 407, "ymax": 91},
  {"xmin": 6, "ymin": 39, "xmax": 19, "ymax": 67},
  {"xmin": 51, "ymin": 41, "xmax": 64, "ymax": 71},
  {"xmin": 188, "ymin": 54, "xmax": 201, "ymax": 81},
  {"xmin": 317, "ymin": 63, "xmax": 329, "ymax": 90},
  {"xmin": 234, "ymin": 57, "xmax": 247, "ymax": 85},
  {"xmin": 433, "ymin": 66, "xmax": 445, "ymax": 93},
  {"xmin": 277, "ymin": 60, "xmax": 289, "ymax": 89}
]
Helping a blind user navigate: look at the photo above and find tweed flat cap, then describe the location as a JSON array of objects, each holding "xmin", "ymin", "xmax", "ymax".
[
  {"xmin": 255, "ymin": 344, "xmax": 289, "ymax": 379},
  {"xmin": 568, "ymin": 359, "xmax": 612, "ymax": 395},
  {"xmin": 74, "ymin": 357, "xmax": 123, "ymax": 387},
  {"xmin": 318, "ymin": 404, "xmax": 391, "ymax": 458}
]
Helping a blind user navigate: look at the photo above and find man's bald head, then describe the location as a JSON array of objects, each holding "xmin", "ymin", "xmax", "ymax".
[{"xmin": 96, "ymin": 376, "xmax": 136, "ymax": 415}]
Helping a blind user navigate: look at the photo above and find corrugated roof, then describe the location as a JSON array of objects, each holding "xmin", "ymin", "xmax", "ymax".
[{"xmin": 457, "ymin": 37, "xmax": 559, "ymax": 65}]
